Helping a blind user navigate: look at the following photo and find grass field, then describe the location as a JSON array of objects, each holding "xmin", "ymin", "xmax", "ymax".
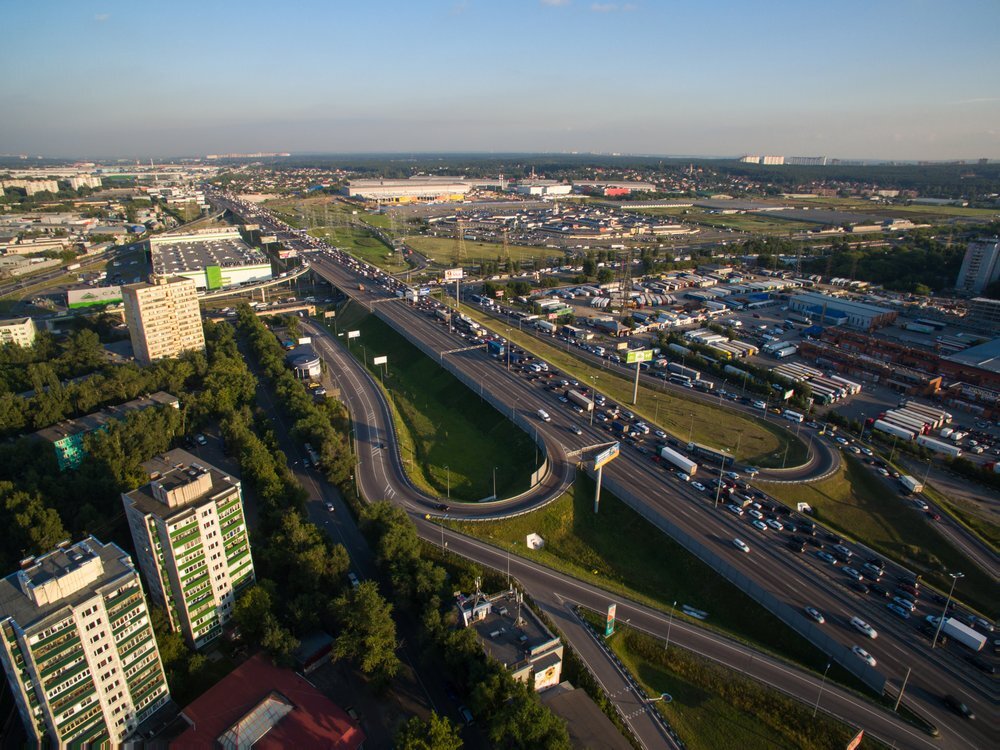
[
  {"xmin": 330, "ymin": 302, "xmax": 537, "ymax": 501},
  {"xmin": 625, "ymin": 206, "xmax": 816, "ymax": 235},
  {"xmin": 458, "ymin": 305, "xmax": 809, "ymax": 468},
  {"xmin": 444, "ymin": 473, "xmax": 865, "ymax": 683},
  {"xmin": 582, "ymin": 612, "xmax": 884, "ymax": 750},
  {"xmin": 405, "ymin": 235, "xmax": 568, "ymax": 267},
  {"xmin": 759, "ymin": 455, "xmax": 996, "ymax": 618},
  {"xmin": 309, "ymin": 227, "xmax": 410, "ymax": 273}
]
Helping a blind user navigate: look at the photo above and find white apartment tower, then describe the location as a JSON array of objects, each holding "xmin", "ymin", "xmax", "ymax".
[
  {"xmin": 955, "ymin": 238, "xmax": 1000, "ymax": 294},
  {"xmin": 122, "ymin": 450, "xmax": 254, "ymax": 649},
  {"xmin": 0, "ymin": 538, "xmax": 170, "ymax": 748},
  {"xmin": 122, "ymin": 275, "xmax": 205, "ymax": 366}
]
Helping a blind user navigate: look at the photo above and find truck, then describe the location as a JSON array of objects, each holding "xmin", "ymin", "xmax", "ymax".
[
  {"xmin": 535, "ymin": 320, "xmax": 557, "ymax": 334},
  {"xmin": 899, "ymin": 475, "xmax": 924, "ymax": 494},
  {"xmin": 487, "ymin": 340, "xmax": 506, "ymax": 358},
  {"xmin": 916, "ymin": 434, "xmax": 963, "ymax": 457},
  {"xmin": 931, "ymin": 617, "xmax": 988, "ymax": 652},
  {"xmin": 667, "ymin": 362, "xmax": 700, "ymax": 381},
  {"xmin": 659, "ymin": 446, "xmax": 698, "ymax": 476},
  {"xmin": 66, "ymin": 262, "xmax": 81, "ymax": 271},
  {"xmin": 773, "ymin": 345, "xmax": 798, "ymax": 359},
  {"xmin": 435, "ymin": 308, "xmax": 452, "ymax": 324},
  {"xmin": 872, "ymin": 419, "xmax": 916, "ymax": 441},
  {"xmin": 566, "ymin": 390, "xmax": 594, "ymax": 412}
]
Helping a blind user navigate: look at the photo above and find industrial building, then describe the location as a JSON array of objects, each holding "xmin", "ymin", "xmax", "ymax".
[
  {"xmin": 122, "ymin": 450, "xmax": 254, "ymax": 649},
  {"xmin": 965, "ymin": 297, "xmax": 1000, "ymax": 335},
  {"xmin": 0, "ymin": 537, "xmax": 170, "ymax": 748},
  {"xmin": 148, "ymin": 227, "xmax": 271, "ymax": 291},
  {"xmin": 457, "ymin": 589, "xmax": 563, "ymax": 692},
  {"xmin": 122, "ymin": 276, "xmax": 206, "ymax": 366},
  {"xmin": 955, "ymin": 238, "xmax": 1000, "ymax": 295},
  {"xmin": 0, "ymin": 317, "xmax": 36, "ymax": 347},
  {"xmin": 33, "ymin": 392, "xmax": 180, "ymax": 471},
  {"xmin": 788, "ymin": 292, "xmax": 897, "ymax": 330},
  {"xmin": 345, "ymin": 176, "xmax": 473, "ymax": 202},
  {"xmin": 515, "ymin": 179, "xmax": 573, "ymax": 196}
]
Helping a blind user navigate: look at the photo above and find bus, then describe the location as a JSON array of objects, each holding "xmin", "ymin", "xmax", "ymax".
[
  {"xmin": 686, "ymin": 441, "xmax": 735, "ymax": 468},
  {"xmin": 782, "ymin": 410, "xmax": 804, "ymax": 423}
]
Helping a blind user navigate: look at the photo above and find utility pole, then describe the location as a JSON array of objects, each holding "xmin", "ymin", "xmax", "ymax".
[
  {"xmin": 894, "ymin": 667, "xmax": 912, "ymax": 712},
  {"xmin": 932, "ymin": 572, "xmax": 963, "ymax": 648},
  {"xmin": 812, "ymin": 662, "xmax": 831, "ymax": 718}
]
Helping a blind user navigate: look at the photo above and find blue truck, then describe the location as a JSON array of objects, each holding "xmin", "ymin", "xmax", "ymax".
[{"xmin": 487, "ymin": 340, "xmax": 506, "ymax": 358}]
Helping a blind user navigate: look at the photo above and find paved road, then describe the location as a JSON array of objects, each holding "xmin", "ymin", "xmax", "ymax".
[{"xmin": 212, "ymin": 190, "xmax": 998, "ymax": 750}]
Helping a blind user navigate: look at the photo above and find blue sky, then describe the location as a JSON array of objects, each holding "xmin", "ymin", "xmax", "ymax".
[{"xmin": 2, "ymin": 0, "xmax": 998, "ymax": 159}]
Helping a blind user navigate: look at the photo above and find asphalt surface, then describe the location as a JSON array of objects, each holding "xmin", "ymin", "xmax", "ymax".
[{"xmin": 211, "ymin": 190, "xmax": 998, "ymax": 750}]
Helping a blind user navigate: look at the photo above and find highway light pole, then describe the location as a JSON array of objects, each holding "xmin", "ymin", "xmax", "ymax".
[
  {"xmin": 664, "ymin": 601, "xmax": 677, "ymax": 652},
  {"xmin": 931, "ymin": 572, "xmax": 963, "ymax": 648},
  {"xmin": 812, "ymin": 662, "xmax": 831, "ymax": 718},
  {"xmin": 492, "ymin": 466, "xmax": 498, "ymax": 500},
  {"xmin": 445, "ymin": 465, "xmax": 450, "ymax": 502},
  {"xmin": 688, "ymin": 413, "xmax": 695, "ymax": 444}
]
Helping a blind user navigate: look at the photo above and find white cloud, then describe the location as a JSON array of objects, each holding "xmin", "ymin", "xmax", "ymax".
[
  {"xmin": 590, "ymin": 2, "xmax": 636, "ymax": 11},
  {"xmin": 541, "ymin": 0, "xmax": 571, "ymax": 6},
  {"xmin": 93, "ymin": 13, "xmax": 111, "ymax": 22}
]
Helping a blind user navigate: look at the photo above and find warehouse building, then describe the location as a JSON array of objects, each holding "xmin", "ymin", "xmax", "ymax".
[
  {"xmin": 122, "ymin": 450, "xmax": 254, "ymax": 649},
  {"xmin": 788, "ymin": 292, "xmax": 897, "ymax": 330},
  {"xmin": 0, "ymin": 537, "xmax": 170, "ymax": 747},
  {"xmin": 345, "ymin": 176, "xmax": 472, "ymax": 202},
  {"xmin": 148, "ymin": 227, "xmax": 271, "ymax": 291}
]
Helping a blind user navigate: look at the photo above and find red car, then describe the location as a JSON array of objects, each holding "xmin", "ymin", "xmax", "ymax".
[{"xmin": 925, "ymin": 510, "xmax": 941, "ymax": 521}]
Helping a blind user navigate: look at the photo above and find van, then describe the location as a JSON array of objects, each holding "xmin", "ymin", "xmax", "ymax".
[
  {"xmin": 459, "ymin": 705, "xmax": 474, "ymax": 725},
  {"xmin": 537, "ymin": 409, "xmax": 551, "ymax": 422}
]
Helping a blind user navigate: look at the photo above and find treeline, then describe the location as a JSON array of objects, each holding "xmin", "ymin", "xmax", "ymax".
[{"xmin": 363, "ymin": 502, "xmax": 571, "ymax": 749}]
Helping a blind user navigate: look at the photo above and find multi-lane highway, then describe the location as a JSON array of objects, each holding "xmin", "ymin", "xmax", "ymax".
[{"xmin": 209, "ymin": 190, "xmax": 997, "ymax": 749}]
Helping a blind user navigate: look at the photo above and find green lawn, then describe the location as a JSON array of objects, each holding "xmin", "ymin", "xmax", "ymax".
[
  {"xmin": 759, "ymin": 455, "xmax": 996, "ymax": 618},
  {"xmin": 329, "ymin": 302, "xmax": 536, "ymax": 501},
  {"xmin": 406, "ymin": 235, "xmax": 567, "ymax": 267},
  {"xmin": 459, "ymin": 305, "xmax": 808, "ymax": 468},
  {"xmin": 445, "ymin": 473, "xmax": 857, "ymax": 680},
  {"xmin": 309, "ymin": 227, "xmax": 409, "ymax": 274},
  {"xmin": 583, "ymin": 612, "xmax": 885, "ymax": 750}
]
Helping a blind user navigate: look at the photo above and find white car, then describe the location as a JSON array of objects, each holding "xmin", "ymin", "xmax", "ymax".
[
  {"xmin": 571, "ymin": 425, "xmax": 583, "ymax": 435},
  {"xmin": 850, "ymin": 616, "xmax": 878, "ymax": 639},
  {"xmin": 852, "ymin": 646, "xmax": 877, "ymax": 667},
  {"xmin": 347, "ymin": 572, "xmax": 360, "ymax": 589},
  {"xmin": 691, "ymin": 481, "xmax": 707, "ymax": 492},
  {"xmin": 732, "ymin": 538, "xmax": 751, "ymax": 553},
  {"xmin": 677, "ymin": 472, "xmax": 691, "ymax": 482},
  {"xmin": 804, "ymin": 606, "xmax": 825, "ymax": 624},
  {"xmin": 765, "ymin": 518, "xmax": 784, "ymax": 531},
  {"xmin": 748, "ymin": 508, "xmax": 764, "ymax": 520},
  {"xmin": 751, "ymin": 519, "xmax": 768, "ymax": 532}
]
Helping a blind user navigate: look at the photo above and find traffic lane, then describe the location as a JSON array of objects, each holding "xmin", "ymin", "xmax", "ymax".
[{"xmin": 426, "ymin": 522, "xmax": 946, "ymax": 750}]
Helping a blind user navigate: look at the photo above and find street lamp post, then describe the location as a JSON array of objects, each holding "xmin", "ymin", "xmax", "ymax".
[
  {"xmin": 688, "ymin": 413, "xmax": 695, "ymax": 444},
  {"xmin": 932, "ymin": 572, "xmax": 964, "ymax": 648},
  {"xmin": 713, "ymin": 452, "xmax": 729, "ymax": 509},
  {"xmin": 445, "ymin": 465, "xmax": 450, "ymax": 502},
  {"xmin": 665, "ymin": 600, "xmax": 677, "ymax": 652},
  {"xmin": 812, "ymin": 662, "xmax": 831, "ymax": 718},
  {"xmin": 493, "ymin": 466, "xmax": 498, "ymax": 499}
]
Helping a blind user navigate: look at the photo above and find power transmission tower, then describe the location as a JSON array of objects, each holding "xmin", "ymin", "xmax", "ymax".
[
  {"xmin": 617, "ymin": 245, "xmax": 635, "ymax": 322},
  {"xmin": 502, "ymin": 227, "xmax": 511, "ymax": 272},
  {"xmin": 454, "ymin": 217, "xmax": 467, "ymax": 267}
]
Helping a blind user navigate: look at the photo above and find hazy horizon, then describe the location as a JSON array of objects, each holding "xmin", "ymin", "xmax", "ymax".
[{"xmin": 3, "ymin": 0, "xmax": 999, "ymax": 161}]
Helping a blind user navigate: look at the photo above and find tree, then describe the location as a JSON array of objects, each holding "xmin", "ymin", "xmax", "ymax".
[
  {"xmin": 395, "ymin": 713, "xmax": 463, "ymax": 750},
  {"xmin": 596, "ymin": 268, "xmax": 614, "ymax": 284},
  {"xmin": 331, "ymin": 581, "xmax": 400, "ymax": 687}
]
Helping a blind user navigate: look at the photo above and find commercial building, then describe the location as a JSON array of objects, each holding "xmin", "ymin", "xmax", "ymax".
[
  {"xmin": 122, "ymin": 276, "xmax": 205, "ymax": 365},
  {"xmin": 457, "ymin": 589, "xmax": 563, "ymax": 692},
  {"xmin": 67, "ymin": 286, "xmax": 123, "ymax": 310},
  {"xmin": 122, "ymin": 450, "xmax": 254, "ymax": 649},
  {"xmin": 0, "ymin": 316, "xmax": 37, "ymax": 347},
  {"xmin": 34, "ymin": 392, "xmax": 180, "ymax": 471},
  {"xmin": 965, "ymin": 297, "xmax": 1000, "ymax": 335},
  {"xmin": 148, "ymin": 227, "xmax": 271, "ymax": 291},
  {"xmin": 0, "ymin": 537, "xmax": 170, "ymax": 748},
  {"xmin": 285, "ymin": 343, "xmax": 322, "ymax": 379},
  {"xmin": 955, "ymin": 238, "xmax": 1000, "ymax": 294},
  {"xmin": 172, "ymin": 652, "xmax": 365, "ymax": 749},
  {"xmin": 788, "ymin": 292, "xmax": 897, "ymax": 330},
  {"xmin": 515, "ymin": 180, "xmax": 573, "ymax": 196},
  {"xmin": 345, "ymin": 176, "xmax": 472, "ymax": 202}
]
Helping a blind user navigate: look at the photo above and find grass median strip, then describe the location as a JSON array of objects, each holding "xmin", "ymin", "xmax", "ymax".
[
  {"xmin": 458, "ymin": 304, "xmax": 808, "ymax": 468},
  {"xmin": 329, "ymin": 302, "xmax": 536, "ymax": 501},
  {"xmin": 759, "ymin": 455, "xmax": 996, "ymax": 619},
  {"xmin": 579, "ymin": 610, "xmax": 888, "ymax": 750},
  {"xmin": 443, "ymin": 472, "xmax": 869, "ymax": 690}
]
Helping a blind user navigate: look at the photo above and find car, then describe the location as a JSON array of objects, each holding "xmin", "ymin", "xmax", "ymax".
[
  {"xmin": 691, "ymin": 481, "xmax": 707, "ymax": 492},
  {"xmin": 862, "ymin": 563, "xmax": 883, "ymax": 580},
  {"xmin": 876, "ymin": 467, "xmax": 890, "ymax": 477},
  {"xmin": 848, "ymin": 581, "xmax": 870, "ymax": 595},
  {"xmin": 347, "ymin": 572, "xmax": 360, "ymax": 589},
  {"xmin": 654, "ymin": 430, "xmax": 667, "ymax": 440},
  {"xmin": 852, "ymin": 646, "xmax": 877, "ymax": 668},
  {"xmin": 869, "ymin": 584, "xmax": 891, "ymax": 598},
  {"xmin": 892, "ymin": 595, "xmax": 916, "ymax": 612},
  {"xmin": 765, "ymin": 518, "xmax": 784, "ymax": 531},
  {"xmin": 850, "ymin": 616, "xmax": 878, "ymax": 639},
  {"xmin": 804, "ymin": 606, "xmax": 825, "ymax": 624},
  {"xmin": 677, "ymin": 472, "xmax": 691, "ymax": 482},
  {"xmin": 943, "ymin": 694, "xmax": 975, "ymax": 719},
  {"xmin": 435, "ymin": 503, "xmax": 450, "ymax": 511},
  {"xmin": 732, "ymin": 538, "xmax": 750, "ymax": 553},
  {"xmin": 748, "ymin": 508, "xmax": 764, "ymax": 520},
  {"xmin": 786, "ymin": 538, "xmax": 806, "ymax": 553},
  {"xmin": 842, "ymin": 566, "xmax": 863, "ymax": 581},
  {"xmin": 558, "ymin": 396, "xmax": 569, "ymax": 403},
  {"xmin": 751, "ymin": 519, "xmax": 768, "ymax": 532},
  {"xmin": 314, "ymin": 387, "xmax": 327, "ymax": 396},
  {"xmin": 194, "ymin": 433, "xmax": 208, "ymax": 446},
  {"xmin": 726, "ymin": 503, "xmax": 744, "ymax": 516},
  {"xmin": 861, "ymin": 447, "xmax": 873, "ymax": 456},
  {"xmin": 925, "ymin": 510, "xmax": 941, "ymax": 521},
  {"xmin": 725, "ymin": 471, "xmax": 741, "ymax": 481},
  {"xmin": 302, "ymin": 457, "xmax": 311, "ymax": 468},
  {"xmin": 571, "ymin": 425, "xmax": 583, "ymax": 435},
  {"xmin": 835, "ymin": 436, "xmax": 849, "ymax": 445},
  {"xmin": 887, "ymin": 602, "xmax": 911, "ymax": 619},
  {"xmin": 815, "ymin": 550, "xmax": 837, "ymax": 565},
  {"xmin": 325, "ymin": 502, "xmax": 335, "ymax": 512},
  {"xmin": 966, "ymin": 655, "xmax": 997, "ymax": 675}
]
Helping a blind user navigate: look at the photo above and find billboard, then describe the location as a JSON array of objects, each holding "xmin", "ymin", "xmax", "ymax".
[
  {"xmin": 67, "ymin": 286, "xmax": 122, "ymax": 309},
  {"xmin": 372, "ymin": 355, "xmax": 387, "ymax": 366},
  {"xmin": 205, "ymin": 265, "xmax": 223, "ymax": 290},
  {"xmin": 347, "ymin": 330, "xmax": 360, "ymax": 339},
  {"xmin": 260, "ymin": 235, "xmax": 277, "ymax": 244},
  {"xmin": 605, "ymin": 603, "xmax": 617, "ymax": 637},
  {"xmin": 444, "ymin": 268, "xmax": 464, "ymax": 281},
  {"xmin": 277, "ymin": 248, "xmax": 298, "ymax": 259},
  {"xmin": 593, "ymin": 442, "xmax": 620, "ymax": 470},
  {"xmin": 626, "ymin": 349, "xmax": 653, "ymax": 364}
]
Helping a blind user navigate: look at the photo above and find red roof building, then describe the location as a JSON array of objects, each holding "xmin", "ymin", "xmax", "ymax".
[{"xmin": 172, "ymin": 653, "xmax": 365, "ymax": 749}]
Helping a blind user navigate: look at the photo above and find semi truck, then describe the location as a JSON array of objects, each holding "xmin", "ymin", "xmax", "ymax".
[
  {"xmin": 773, "ymin": 345, "xmax": 798, "ymax": 359},
  {"xmin": 916, "ymin": 434, "xmax": 963, "ymax": 457},
  {"xmin": 872, "ymin": 419, "xmax": 916, "ymax": 441},
  {"xmin": 566, "ymin": 390, "xmax": 594, "ymax": 412},
  {"xmin": 899, "ymin": 475, "xmax": 924, "ymax": 494},
  {"xmin": 667, "ymin": 362, "xmax": 700, "ymax": 381},
  {"xmin": 487, "ymin": 340, "xmax": 506, "ymax": 358},
  {"xmin": 659, "ymin": 446, "xmax": 698, "ymax": 476},
  {"xmin": 929, "ymin": 617, "xmax": 987, "ymax": 652},
  {"xmin": 435, "ymin": 308, "xmax": 452, "ymax": 324}
]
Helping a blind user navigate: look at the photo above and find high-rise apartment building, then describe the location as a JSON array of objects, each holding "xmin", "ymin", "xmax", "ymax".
[
  {"xmin": 955, "ymin": 238, "xmax": 1000, "ymax": 294},
  {"xmin": 122, "ymin": 275, "xmax": 205, "ymax": 366},
  {"xmin": 0, "ymin": 538, "xmax": 170, "ymax": 748},
  {"xmin": 122, "ymin": 450, "xmax": 254, "ymax": 649},
  {"xmin": 0, "ymin": 317, "xmax": 37, "ymax": 348}
]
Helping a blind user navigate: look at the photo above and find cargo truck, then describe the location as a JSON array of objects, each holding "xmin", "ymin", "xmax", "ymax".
[
  {"xmin": 659, "ymin": 446, "xmax": 698, "ymax": 476},
  {"xmin": 667, "ymin": 362, "xmax": 701, "ymax": 381},
  {"xmin": 487, "ymin": 340, "xmax": 506, "ymax": 358},
  {"xmin": 872, "ymin": 419, "xmax": 916, "ymax": 441},
  {"xmin": 899, "ymin": 475, "xmax": 924, "ymax": 494},
  {"xmin": 916, "ymin": 434, "xmax": 963, "ymax": 457},
  {"xmin": 928, "ymin": 617, "xmax": 987, "ymax": 652},
  {"xmin": 566, "ymin": 390, "xmax": 594, "ymax": 412}
]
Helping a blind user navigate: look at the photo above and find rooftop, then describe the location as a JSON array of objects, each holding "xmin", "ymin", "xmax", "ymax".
[
  {"xmin": 790, "ymin": 291, "xmax": 894, "ymax": 317},
  {"xmin": 124, "ymin": 448, "xmax": 241, "ymax": 520},
  {"xmin": 459, "ymin": 590, "xmax": 559, "ymax": 670},
  {"xmin": 944, "ymin": 337, "xmax": 1000, "ymax": 374},
  {"xmin": 150, "ymin": 230, "xmax": 267, "ymax": 276},
  {"xmin": 0, "ymin": 537, "xmax": 135, "ymax": 631},
  {"xmin": 33, "ymin": 391, "xmax": 179, "ymax": 443},
  {"xmin": 172, "ymin": 652, "xmax": 365, "ymax": 750}
]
